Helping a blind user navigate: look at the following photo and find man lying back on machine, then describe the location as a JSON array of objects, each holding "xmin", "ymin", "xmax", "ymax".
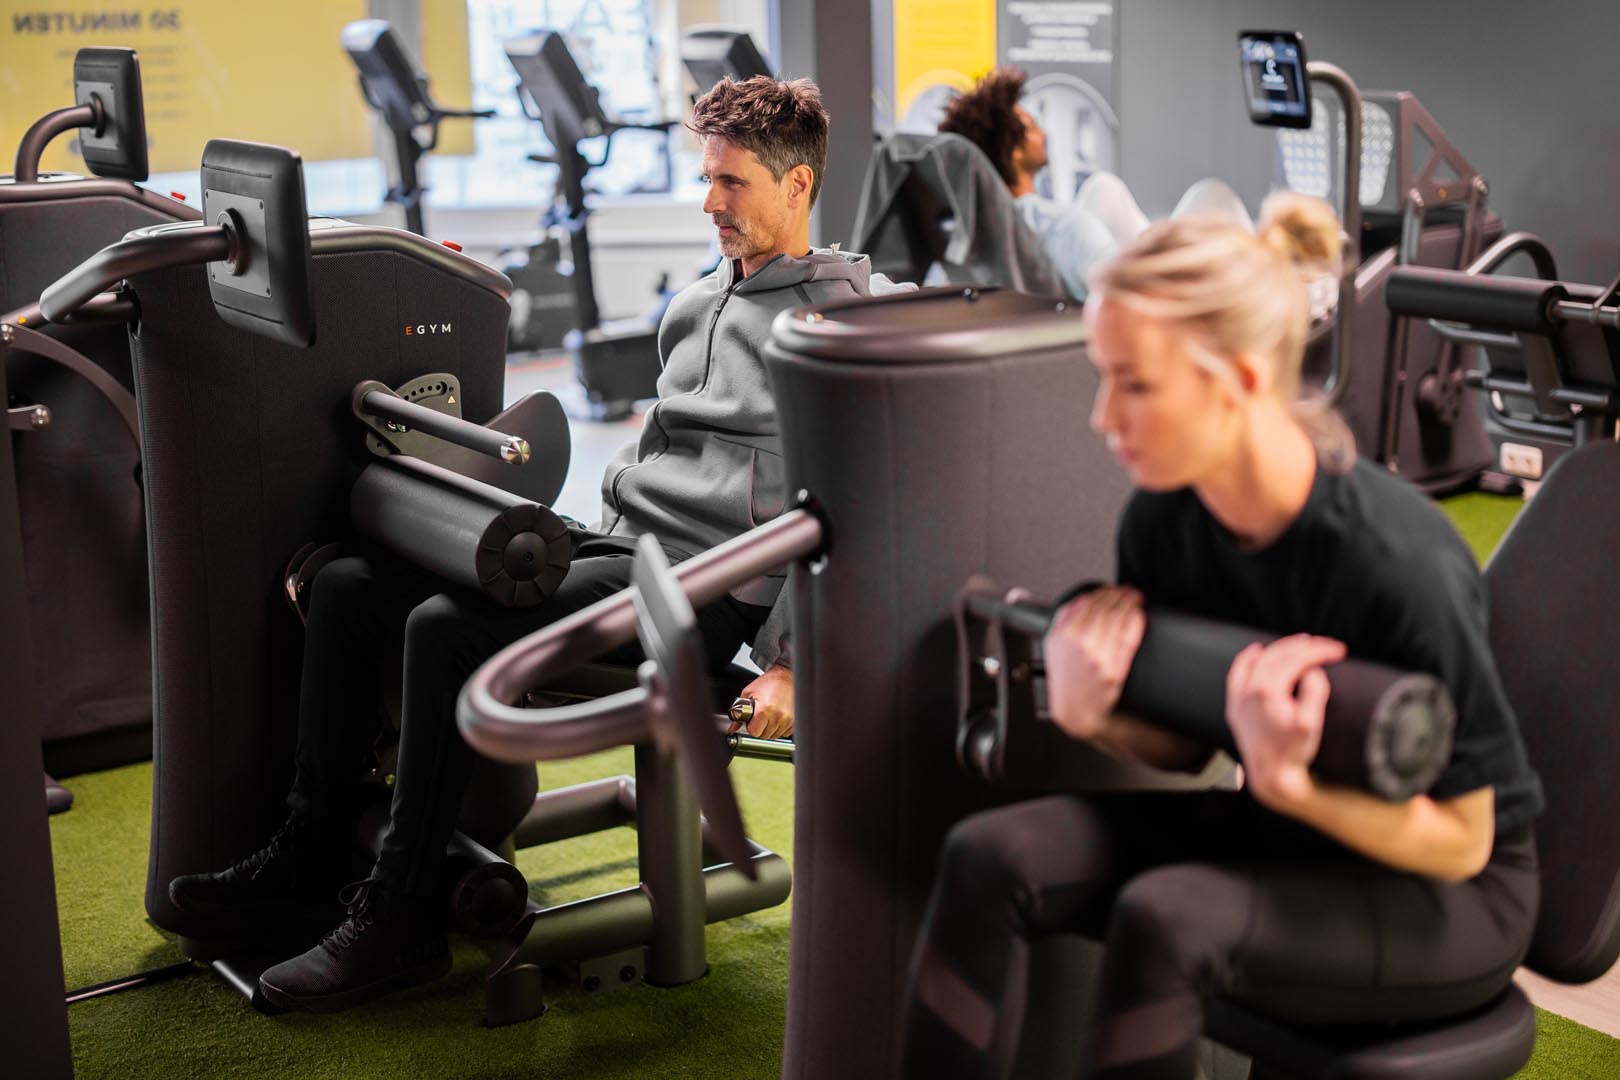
[
  {"xmin": 168, "ymin": 74, "xmax": 911, "ymax": 1014},
  {"xmin": 938, "ymin": 67, "xmax": 1118, "ymax": 302},
  {"xmin": 940, "ymin": 67, "xmax": 1256, "ymax": 304}
]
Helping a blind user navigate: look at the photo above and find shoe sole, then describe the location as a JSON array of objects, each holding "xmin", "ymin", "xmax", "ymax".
[{"xmin": 258, "ymin": 951, "xmax": 454, "ymax": 1014}]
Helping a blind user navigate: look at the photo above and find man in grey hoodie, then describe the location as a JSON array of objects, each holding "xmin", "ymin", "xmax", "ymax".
[{"xmin": 168, "ymin": 74, "xmax": 911, "ymax": 1014}]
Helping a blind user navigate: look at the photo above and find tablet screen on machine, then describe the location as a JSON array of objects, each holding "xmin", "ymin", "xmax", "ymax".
[{"xmin": 1238, "ymin": 30, "xmax": 1312, "ymax": 129}]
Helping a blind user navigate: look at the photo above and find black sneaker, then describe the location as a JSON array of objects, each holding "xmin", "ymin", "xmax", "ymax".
[
  {"xmin": 257, "ymin": 879, "xmax": 451, "ymax": 1013},
  {"xmin": 167, "ymin": 816, "xmax": 346, "ymax": 940}
]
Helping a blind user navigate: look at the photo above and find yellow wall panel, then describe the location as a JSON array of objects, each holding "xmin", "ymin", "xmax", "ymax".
[
  {"xmin": 893, "ymin": 0, "xmax": 996, "ymax": 117},
  {"xmin": 2, "ymin": 2, "xmax": 375, "ymax": 175},
  {"xmin": 419, "ymin": 0, "xmax": 475, "ymax": 157}
]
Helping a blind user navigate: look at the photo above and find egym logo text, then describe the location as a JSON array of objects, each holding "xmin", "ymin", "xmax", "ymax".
[{"xmin": 405, "ymin": 323, "xmax": 453, "ymax": 337}]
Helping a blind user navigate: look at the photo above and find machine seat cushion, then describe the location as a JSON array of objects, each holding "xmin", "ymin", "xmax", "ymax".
[{"xmin": 1206, "ymin": 985, "xmax": 1535, "ymax": 1080}]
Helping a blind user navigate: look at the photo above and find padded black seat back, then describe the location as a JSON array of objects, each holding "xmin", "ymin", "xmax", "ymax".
[
  {"xmin": 1484, "ymin": 441, "xmax": 1620, "ymax": 981},
  {"xmin": 128, "ymin": 223, "xmax": 510, "ymax": 935},
  {"xmin": 851, "ymin": 133, "xmax": 1064, "ymax": 295},
  {"xmin": 1, "ymin": 183, "xmax": 195, "ymax": 746}
]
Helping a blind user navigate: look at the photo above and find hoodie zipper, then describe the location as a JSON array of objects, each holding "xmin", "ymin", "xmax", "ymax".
[{"xmin": 608, "ymin": 266, "xmax": 745, "ymax": 522}]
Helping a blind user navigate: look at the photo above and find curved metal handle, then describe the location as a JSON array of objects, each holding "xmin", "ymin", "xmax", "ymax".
[
  {"xmin": 457, "ymin": 508, "xmax": 823, "ymax": 765},
  {"xmin": 1466, "ymin": 232, "xmax": 1560, "ymax": 281},
  {"xmin": 40, "ymin": 226, "xmax": 231, "ymax": 323},
  {"xmin": 2, "ymin": 303, "xmax": 140, "ymax": 446},
  {"xmin": 14, "ymin": 102, "xmax": 98, "ymax": 183}
]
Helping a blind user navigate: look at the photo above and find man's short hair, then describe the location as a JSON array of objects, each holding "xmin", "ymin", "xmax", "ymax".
[
  {"xmin": 690, "ymin": 76, "xmax": 830, "ymax": 206},
  {"xmin": 938, "ymin": 67, "xmax": 1028, "ymax": 188}
]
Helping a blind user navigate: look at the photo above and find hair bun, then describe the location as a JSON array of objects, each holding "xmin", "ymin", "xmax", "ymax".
[{"xmin": 1256, "ymin": 191, "xmax": 1342, "ymax": 275}]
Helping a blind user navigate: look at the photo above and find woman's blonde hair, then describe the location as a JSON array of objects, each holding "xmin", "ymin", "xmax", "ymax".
[{"xmin": 1088, "ymin": 191, "xmax": 1355, "ymax": 470}]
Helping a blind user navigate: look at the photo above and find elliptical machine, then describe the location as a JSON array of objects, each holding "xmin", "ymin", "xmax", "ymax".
[
  {"xmin": 343, "ymin": 19, "xmax": 494, "ymax": 237},
  {"xmin": 505, "ymin": 31, "xmax": 676, "ymax": 420}
]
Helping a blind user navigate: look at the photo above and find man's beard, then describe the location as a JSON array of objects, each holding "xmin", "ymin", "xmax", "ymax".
[{"xmin": 715, "ymin": 216, "xmax": 766, "ymax": 258}]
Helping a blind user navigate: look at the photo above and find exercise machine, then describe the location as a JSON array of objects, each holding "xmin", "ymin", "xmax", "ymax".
[
  {"xmin": 40, "ymin": 135, "xmax": 784, "ymax": 1023},
  {"xmin": 343, "ymin": 19, "xmax": 493, "ymax": 237},
  {"xmin": 462, "ymin": 283, "xmax": 1620, "ymax": 1078},
  {"xmin": 1385, "ymin": 236, "xmax": 1620, "ymax": 484},
  {"xmin": 506, "ymin": 31, "xmax": 676, "ymax": 419},
  {"xmin": 1242, "ymin": 29, "xmax": 1498, "ymax": 493},
  {"xmin": 3, "ymin": 47, "xmax": 197, "ymax": 810}
]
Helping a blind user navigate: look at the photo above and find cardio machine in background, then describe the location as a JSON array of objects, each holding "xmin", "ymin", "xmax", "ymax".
[
  {"xmin": 2, "ymin": 47, "xmax": 198, "ymax": 813},
  {"xmin": 1241, "ymin": 30, "xmax": 1499, "ymax": 494},
  {"xmin": 503, "ymin": 31, "xmax": 676, "ymax": 420},
  {"xmin": 680, "ymin": 26, "xmax": 773, "ymax": 97},
  {"xmin": 501, "ymin": 28, "xmax": 775, "ymax": 406},
  {"xmin": 342, "ymin": 19, "xmax": 494, "ymax": 237}
]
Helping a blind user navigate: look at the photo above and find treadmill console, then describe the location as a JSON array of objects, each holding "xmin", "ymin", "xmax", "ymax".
[
  {"xmin": 1238, "ymin": 30, "xmax": 1311, "ymax": 129},
  {"xmin": 342, "ymin": 20, "xmax": 433, "ymax": 132},
  {"xmin": 681, "ymin": 28, "xmax": 772, "ymax": 93}
]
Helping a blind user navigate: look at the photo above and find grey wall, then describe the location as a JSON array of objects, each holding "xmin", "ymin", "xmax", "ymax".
[
  {"xmin": 1116, "ymin": 0, "xmax": 1620, "ymax": 284},
  {"xmin": 774, "ymin": 0, "xmax": 876, "ymax": 248}
]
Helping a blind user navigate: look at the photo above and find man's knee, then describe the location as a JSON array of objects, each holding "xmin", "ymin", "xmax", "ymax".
[
  {"xmin": 309, "ymin": 556, "xmax": 379, "ymax": 612},
  {"xmin": 404, "ymin": 593, "xmax": 479, "ymax": 654}
]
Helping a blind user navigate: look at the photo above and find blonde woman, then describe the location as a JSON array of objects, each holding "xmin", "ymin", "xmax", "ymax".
[{"xmin": 898, "ymin": 195, "xmax": 1542, "ymax": 1079}]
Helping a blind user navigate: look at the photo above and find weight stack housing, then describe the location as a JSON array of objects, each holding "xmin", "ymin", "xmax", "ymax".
[{"xmin": 767, "ymin": 286, "xmax": 1147, "ymax": 1079}]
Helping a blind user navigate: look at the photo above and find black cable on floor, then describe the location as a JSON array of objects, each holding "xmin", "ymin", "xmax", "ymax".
[{"xmin": 66, "ymin": 960, "xmax": 197, "ymax": 1004}]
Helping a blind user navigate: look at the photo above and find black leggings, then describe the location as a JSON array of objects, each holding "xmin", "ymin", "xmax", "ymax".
[
  {"xmin": 284, "ymin": 529, "xmax": 767, "ymax": 896},
  {"xmin": 898, "ymin": 791, "xmax": 1538, "ymax": 1080}
]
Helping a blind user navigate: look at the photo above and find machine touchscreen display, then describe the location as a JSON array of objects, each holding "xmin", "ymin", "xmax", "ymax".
[{"xmin": 1239, "ymin": 31, "xmax": 1311, "ymax": 129}]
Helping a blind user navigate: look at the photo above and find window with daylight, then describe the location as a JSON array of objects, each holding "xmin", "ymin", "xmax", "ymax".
[{"xmin": 147, "ymin": 0, "xmax": 673, "ymax": 216}]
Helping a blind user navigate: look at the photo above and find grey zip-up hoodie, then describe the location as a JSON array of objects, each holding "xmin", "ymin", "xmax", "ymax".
[{"xmin": 596, "ymin": 247, "xmax": 914, "ymax": 668}]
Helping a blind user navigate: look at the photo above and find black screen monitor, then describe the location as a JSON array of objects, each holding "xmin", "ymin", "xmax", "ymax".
[
  {"xmin": 505, "ymin": 31, "xmax": 610, "ymax": 142},
  {"xmin": 74, "ymin": 47, "xmax": 148, "ymax": 181},
  {"xmin": 681, "ymin": 28, "xmax": 772, "ymax": 93},
  {"xmin": 343, "ymin": 20, "xmax": 433, "ymax": 131},
  {"xmin": 1238, "ymin": 30, "xmax": 1311, "ymax": 129}
]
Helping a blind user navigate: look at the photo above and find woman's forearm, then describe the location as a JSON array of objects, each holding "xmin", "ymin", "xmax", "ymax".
[
  {"xmin": 1272, "ymin": 783, "xmax": 1496, "ymax": 882},
  {"xmin": 1091, "ymin": 714, "xmax": 1218, "ymax": 774}
]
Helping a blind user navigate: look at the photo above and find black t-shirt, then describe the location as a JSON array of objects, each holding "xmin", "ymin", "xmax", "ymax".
[{"xmin": 1112, "ymin": 459, "xmax": 1544, "ymax": 833}]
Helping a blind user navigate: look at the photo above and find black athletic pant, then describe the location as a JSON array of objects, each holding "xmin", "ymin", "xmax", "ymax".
[
  {"xmin": 285, "ymin": 528, "xmax": 768, "ymax": 897},
  {"xmin": 899, "ymin": 791, "xmax": 1538, "ymax": 1080}
]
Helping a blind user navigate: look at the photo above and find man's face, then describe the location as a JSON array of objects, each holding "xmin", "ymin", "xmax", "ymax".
[
  {"xmin": 700, "ymin": 135, "xmax": 802, "ymax": 263},
  {"xmin": 1014, "ymin": 105, "xmax": 1048, "ymax": 173}
]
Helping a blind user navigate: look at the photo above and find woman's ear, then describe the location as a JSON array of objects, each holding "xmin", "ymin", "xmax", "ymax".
[{"xmin": 1232, "ymin": 349, "xmax": 1271, "ymax": 397}]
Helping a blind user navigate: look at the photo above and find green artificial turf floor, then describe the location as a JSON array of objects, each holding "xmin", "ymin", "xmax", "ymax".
[{"xmin": 48, "ymin": 491, "xmax": 1620, "ymax": 1078}]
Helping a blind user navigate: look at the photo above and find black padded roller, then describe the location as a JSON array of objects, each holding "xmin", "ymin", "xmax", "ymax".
[
  {"xmin": 979, "ymin": 593, "xmax": 1456, "ymax": 800},
  {"xmin": 351, "ymin": 455, "xmax": 570, "ymax": 607},
  {"xmin": 443, "ymin": 832, "xmax": 530, "ymax": 938},
  {"xmin": 1386, "ymin": 266, "xmax": 1567, "ymax": 336},
  {"xmin": 1118, "ymin": 610, "xmax": 1456, "ymax": 800}
]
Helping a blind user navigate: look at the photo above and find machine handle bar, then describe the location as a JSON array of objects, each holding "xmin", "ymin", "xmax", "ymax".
[
  {"xmin": 354, "ymin": 383, "xmax": 529, "ymax": 463},
  {"xmin": 40, "ymin": 226, "xmax": 231, "ymax": 323},
  {"xmin": 457, "ymin": 508, "xmax": 824, "ymax": 765},
  {"xmin": 14, "ymin": 101, "xmax": 99, "ymax": 183}
]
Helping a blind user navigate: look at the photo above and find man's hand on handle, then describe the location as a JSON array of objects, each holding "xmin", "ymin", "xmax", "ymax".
[{"xmin": 731, "ymin": 663, "xmax": 794, "ymax": 740}]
